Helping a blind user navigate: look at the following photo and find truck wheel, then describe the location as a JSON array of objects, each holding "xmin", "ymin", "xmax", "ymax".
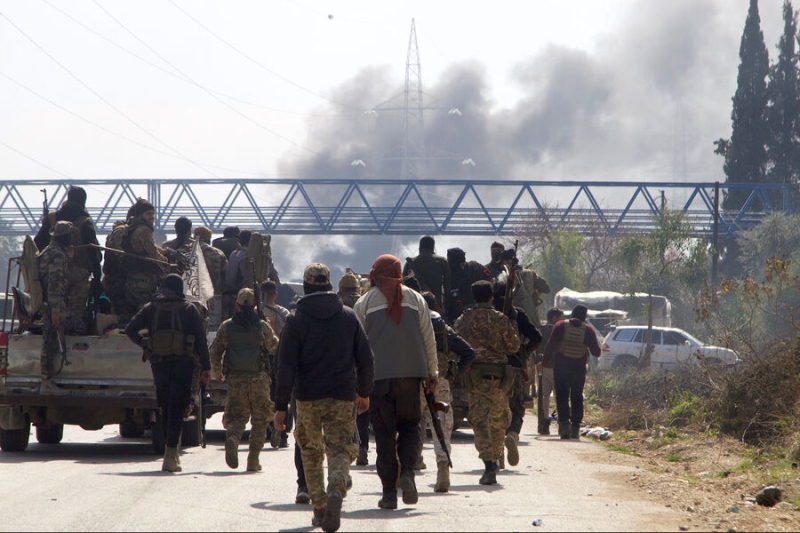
[
  {"xmin": 36, "ymin": 423, "xmax": 64, "ymax": 444},
  {"xmin": 151, "ymin": 413, "xmax": 165, "ymax": 455},
  {"xmin": 0, "ymin": 420, "xmax": 31, "ymax": 452},
  {"xmin": 181, "ymin": 416, "xmax": 202, "ymax": 448},
  {"xmin": 611, "ymin": 354, "xmax": 638, "ymax": 372},
  {"xmin": 119, "ymin": 419, "xmax": 145, "ymax": 438}
]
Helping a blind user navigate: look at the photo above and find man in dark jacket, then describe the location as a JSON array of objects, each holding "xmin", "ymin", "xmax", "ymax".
[
  {"xmin": 446, "ymin": 247, "xmax": 492, "ymax": 323},
  {"xmin": 539, "ymin": 304, "xmax": 601, "ymax": 439},
  {"xmin": 212, "ymin": 226, "xmax": 240, "ymax": 259},
  {"xmin": 125, "ymin": 274, "xmax": 211, "ymax": 472},
  {"xmin": 402, "ymin": 236, "xmax": 450, "ymax": 311},
  {"xmin": 273, "ymin": 263, "xmax": 374, "ymax": 533},
  {"xmin": 222, "ymin": 230, "xmax": 252, "ymax": 321}
]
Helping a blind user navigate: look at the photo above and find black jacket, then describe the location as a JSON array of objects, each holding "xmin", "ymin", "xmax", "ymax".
[
  {"xmin": 35, "ymin": 201, "xmax": 102, "ymax": 277},
  {"xmin": 274, "ymin": 291, "xmax": 374, "ymax": 411},
  {"xmin": 431, "ymin": 312, "xmax": 475, "ymax": 370},
  {"xmin": 124, "ymin": 289, "xmax": 211, "ymax": 371}
]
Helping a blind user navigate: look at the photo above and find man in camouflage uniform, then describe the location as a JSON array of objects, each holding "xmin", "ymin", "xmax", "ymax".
[
  {"xmin": 193, "ymin": 226, "xmax": 227, "ymax": 296},
  {"xmin": 35, "ymin": 186, "xmax": 102, "ymax": 333},
  {"xmin": 209, "ymin": 288, "xmax": 279, "ymax": 472},
  {"xmin": 102, "ymin": 204, "xmax": 136, "ymax": 318},
  {"xmin": 337, "ymin": 271, "xmax": 370, "ymax": 467},
  {"xmin": 274, "ymin": 263, "xmax": 374, "ymax": 532},
  {"xmin": 121, "ymin": 199, "xmax": 169, "ymax": 317},
  {"xmin": 38, "ymin": 221, "xmax": 83, "ymax": 394},
  {"xmin": 454, "ymin": 280, "xmax": 519, "ymax": 485},
  {"xmin": 492, "ymin": 280, "xmax": 542, "ymax": 469}
]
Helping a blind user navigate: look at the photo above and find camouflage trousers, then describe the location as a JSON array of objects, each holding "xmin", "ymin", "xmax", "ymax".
[
  {"xmin": 507, "ymin": 368, "xmax": 526, "ymax": 435},
  {"xmin": 125, "ymin": 271, "xmax": 159, "ymax": 317},
  {"xmin": 40, "ymin": 304, "xmax": 85, "ymax": 379},
  {"xmin": 467, "ymin": 379, "xmax": 511, "ymax": 463},
  {"xmin": 223, "ymin": 372, "xmax": 273, "ymax": 453},
  {"xmin": 295, "ymin": 398, "xmax": 357, "ymax": 509},
  {"xmin": 419, "ymin": 378, "xmax": 453, "ymax": 464}
]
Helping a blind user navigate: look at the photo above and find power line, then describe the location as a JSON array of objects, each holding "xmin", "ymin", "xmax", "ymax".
[
  {"xmin": 89, "ymin": 0, "xmax": 321, "ymax": 157},
  {"xmin": 0, "ymin": 71, "xmax": 272, "ymax": 177},
  {"xmin": 0, "ymin": 11, "xmax": 224, "ymax": 180},
  {"xmin": 165, "ymin": 0, "xmax": 365, "ymax": 113},
  {"xmin": 0, "ymin": 138, "xmax": 73, "ymax": 179}
]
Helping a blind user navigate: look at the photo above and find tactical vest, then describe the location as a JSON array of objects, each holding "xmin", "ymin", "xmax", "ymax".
[
  {"xmin": 103, "ymin": 223, "xmax": 128, "ymax": 276},
  {"xmin": 559, "ymin": 322, "xmax": 588, "ymax": 359},
  {"xmin": 148, "ymin": 301, "xmax": 195, "ymax": 358},
  {"xmin": 223, "ymin": 322, "xmax": 264, "ymax": 374}
]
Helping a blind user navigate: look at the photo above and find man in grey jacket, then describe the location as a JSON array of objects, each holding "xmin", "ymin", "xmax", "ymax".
[{"xmin": 353, "ymin": 254, "xmax": 438, "ymax": 511}]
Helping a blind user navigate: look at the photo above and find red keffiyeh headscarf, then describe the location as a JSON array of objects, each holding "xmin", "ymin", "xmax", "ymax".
[{"xmin": 369, "ymin": 254, "xmax": 404, "ymax": 324}]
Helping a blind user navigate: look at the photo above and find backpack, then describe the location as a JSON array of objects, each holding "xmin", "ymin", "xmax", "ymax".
[
  {"xmin": 20, "ymin": 236, "xmax": 43, "ymax": 314},
  {"xmin": 147, "ymin": 301, "xmax": 195, "ymax": 359},
  {"xmin": 103, "ymin": 221, "xmax": 128, "ymax": 277},
  {"xmin": 247, "ymin": 232, "xmax": 272, "ymax": 284}
]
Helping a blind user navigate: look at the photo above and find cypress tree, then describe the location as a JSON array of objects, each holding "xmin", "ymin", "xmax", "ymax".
[
  {"xmin": 766, "ymin": 0, "xmax": 800, "ymax": 209},
  {"xmin": 718, "ymin": 0, "xmax": 770, "ymax": 211}
]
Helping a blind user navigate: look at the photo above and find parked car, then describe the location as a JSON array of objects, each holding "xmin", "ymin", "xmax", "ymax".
[{"xmin": 599, "ymin": 325, "xmax": 739, "ymax": 371}]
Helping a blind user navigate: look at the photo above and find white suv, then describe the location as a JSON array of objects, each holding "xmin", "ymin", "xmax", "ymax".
[{"xmin": 599, "ymin": 326, "xmax": 739, "ymax": 371}]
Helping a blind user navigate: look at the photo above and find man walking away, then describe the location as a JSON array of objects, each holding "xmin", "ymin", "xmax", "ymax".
[
  {"xmin": 454, "ymin": 280, "xmax": 519, "ymax": 485},
  {"xmin": 209, "ymin": 288, "xmax": 279, "ymax": 471},
  {"xmin": 353, "ymin": 254, "xmax": 438, "ymax": 510},
  {"xmin": 125, "ymin": 274, "xmax": 211, "ymax": 472},
  {"xmin": 536, "ymin": 308, "xmax": 564, "ymax": 435},
  {"xmin": 402, "ymin": 236, "xmax": 450, "ymax": 311},
  {"xmin": 273, "ymin": 263, "xmax": 374, "ymax": 532},
  {"xmin": 222, "ymin": 230, "xmax": 252, "ymax": 322},
  {"xmin": 539, "ymin": 304, "xmax": 601, "ymax": 439}
]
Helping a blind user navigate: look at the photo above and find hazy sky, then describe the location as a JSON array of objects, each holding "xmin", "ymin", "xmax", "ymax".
[{"xmin": 0, "ymin": 0, "xmax": 790, "ymax": 280}]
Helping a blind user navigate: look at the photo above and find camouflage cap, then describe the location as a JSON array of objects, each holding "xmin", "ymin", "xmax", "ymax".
[
  {"xmin": 338, "ymin": 271, "xmax": 360, "ymax": 290},
  {"xmin": 304, "ymin": 263, "xmax": 331, "ymax": 286},
  {"xmin": 51, "ymin": 220, "xmax": 76, "ymax": 238},
  {"xmin": 236, "ymin": 287, "xmax": 256, "ymax": 307}
]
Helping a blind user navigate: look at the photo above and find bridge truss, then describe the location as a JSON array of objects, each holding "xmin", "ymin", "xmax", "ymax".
[{"xmin": 0, "ymin": 179, "xmax": 790, "ymax": 238}]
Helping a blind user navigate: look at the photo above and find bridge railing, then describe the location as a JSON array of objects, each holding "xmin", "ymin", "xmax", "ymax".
[{"xmin": 0, "ymin": 179, "xmax": 790, "ymax": 237}]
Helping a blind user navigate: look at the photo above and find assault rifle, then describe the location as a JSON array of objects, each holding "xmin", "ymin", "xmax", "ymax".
[
  {"xmin": 251, "ymin": 260, "xmax": 265, "ymax": 320},
  {"xmin": 425, "ymin": 391, "xmax": 452, "ymax": 468},
  {"xmin": 40, "ymin": 189, "xmax": 49, "ymax": 223},
  {"xmin": 537, "ymin": 368, "xmax": 546, "ymax": 431}
]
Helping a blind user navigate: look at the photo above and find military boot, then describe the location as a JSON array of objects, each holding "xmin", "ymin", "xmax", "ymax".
[
  {"xmin": 399, "ymin": 470, "xmax": 418, "ymax": 504},
  {"xmin": 505, "ymin": 431, "xmax": 520, "ymax": 466},
  {"xmin": 225, "ymin": 435, "xmax": 240, "ymax": 469},
  {"xmin": 559, "ymin": 422, "xmax": 572, "ymax": 440},
  {"xmin": 356, "ymin": 448, "xmax": 368, "ymax": 466},
  {"xmin": 321, "ymin": 489, "xmax": 343, "ymax": 532},
  {"xmin": 478, "ymin": 461, "xmax": 497, "ymax": 485},
  {"xmin": 162, "ymin": 446, "xmax": 182, "ymax": 473},
  {"xmin": 378, "ymin": 490, "xmax": 398, "ymax": 510},
  {"xmin": 538, "ymin": 422, "xmax": 551, "ymax": 436},
  {"xmin": 246, "ymin": 448, "xmax": 261, "ymax": 471},
  {"xmin": 571, "ymin": 424, "xmax": 581, "ymax": 439},
  {"xmin": 434, "ymin": 460, "xmax": 450, "ymax": 493},
  {"xmin": 312, "ymin": 506, "xmax": 326, "ymax": 527}
]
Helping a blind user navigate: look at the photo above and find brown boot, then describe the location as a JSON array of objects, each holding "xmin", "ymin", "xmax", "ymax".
[
  {"xmin": 225, "ymin": 436, "xmax": 239, "ymax": 469},
  {"xmin": 505, "ymin": 431, "xmax": 519, "ymax": 467},
  {"xmin": 434, "ymin": 460, "xmax": 450, "ymax": 493},
  {"xmin": 246, "ymin": 450, "xmax": 261, "ymax": 471},
  {"xmin": 162, "ymin": 446, "xmax": 182, "ymax": 473}
]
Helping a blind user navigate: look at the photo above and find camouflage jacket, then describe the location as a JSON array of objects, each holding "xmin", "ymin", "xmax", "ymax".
[
  {"xmin": 38, "ymin": 243, "xmax": 70, "ymax": 316},
  {"xmin": 209, "ymin": 312, "xmax": 279, "ymax": 377},
  {"xmin": 454, "ymin": 302, "xmax": 520, "ymax": 364},
  {"xmin": 200, "ymin": 242, "xmax": 228, "ymax": 295}
]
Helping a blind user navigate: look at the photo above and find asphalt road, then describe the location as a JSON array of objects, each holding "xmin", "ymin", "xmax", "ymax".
[{"xmin": 0, "ymin": 415, "xmax": 685, "ymax": 532}]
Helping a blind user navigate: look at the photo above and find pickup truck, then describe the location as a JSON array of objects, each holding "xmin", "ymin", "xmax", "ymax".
[{"xmin": 0, "ymin": 288, "xmax": 223, "ymax": 454}]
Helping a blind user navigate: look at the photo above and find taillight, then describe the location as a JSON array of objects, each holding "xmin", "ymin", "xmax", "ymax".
[{"xmin": 0, "ymin": 332, "xmax": 7, "ymax": 347}]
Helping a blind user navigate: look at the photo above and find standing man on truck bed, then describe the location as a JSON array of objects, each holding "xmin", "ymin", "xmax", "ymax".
[
  {"xmin": 125, "ymin": 274, "xmax": 211, "ymax": 473},
  {"xmin": 38, "ymin": 221, "xmax": 82, "ymax": 395}
]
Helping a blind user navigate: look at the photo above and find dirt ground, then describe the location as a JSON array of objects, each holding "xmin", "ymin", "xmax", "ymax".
[{"xmin": 580, "ymin": 423, "xmax": 800, "ymax": 532}]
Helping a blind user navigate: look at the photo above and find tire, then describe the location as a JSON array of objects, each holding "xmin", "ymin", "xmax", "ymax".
[
  {"xmin": 0, "ymin": 420, "xmax": 31, "ymax": 452},
  {"xmin": 151, "ymin": 412, "xmax": 165, "ymax": 455},
  {"xmin": 611, "ymin": 354, "xmax": 638, "ymax": 372},
  {"xmin": 181, "ymin": 416, "xmax": 202, "ymax": 448},
  {"xmin": 36, "ymin": 423, "xmax": 64, "ymax": 444},
  {"xmin": 119, "ymin": 419, "xmax": 145, "ymax": 438}
]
